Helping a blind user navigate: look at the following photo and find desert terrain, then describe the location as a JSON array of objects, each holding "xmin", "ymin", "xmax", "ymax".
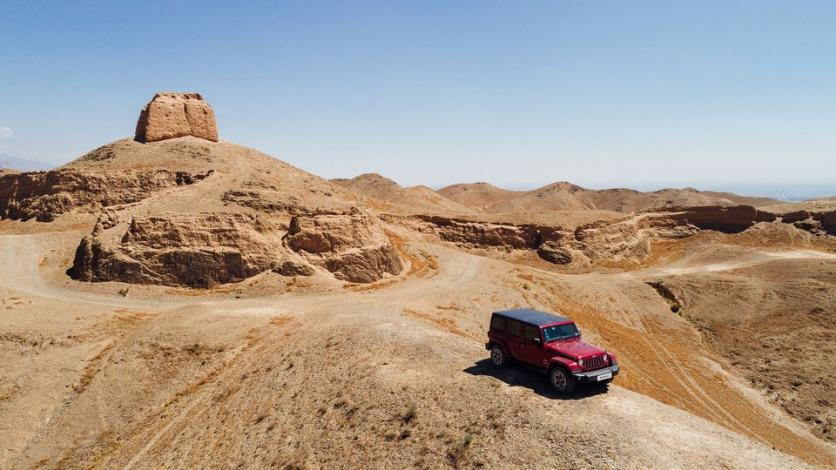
[{"xmin": 1, "ymin": 93, "xmax": 834, "ymax": 469}]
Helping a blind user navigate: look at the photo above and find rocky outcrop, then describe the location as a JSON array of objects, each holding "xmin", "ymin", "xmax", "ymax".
[
  {"xmin": 665, "ymin": 205, "xmax": 776, "ymax": 233},
  {"xmin": 135, "ymin": 93, "xmax": 218, "ymax": 143},
  {"xmin": 68, "ymin": 213, "xmax": 292, "ymax": 287},
  {"xmin": 222, "ymin": 190, "xmax": 305, "ymax": 214},
  {"xmin": 273, "ymin": 260, "xmax": 315, "ymax": 277},
  {"xmin": 284, "ymin": 210, "xmax": 403, "ymax": 283},
  {"xmin": 400, "ymin": 206, "xmax": 787, "ymax": 268},
  {"xmin": 818, "ymin": 211, "xmax": 836, "ymax": 236},
  {"xmin": 0, "ymin": 169, "xmax": 212, "ymax": 222},
  {"xmin": 782, "ymin": 210, "xmax": 836, "ymax": 236},
  {"xmin": 572, "ymin": 214, "xmax": 698, "ymax": 264},
  {"xmin": 404, "ymin": 206, "xmax": 836, "ymax": 266},
  {"xmin": 536, "ymin": 241, "xmax": 573, "ymax": 264},
  {"xmin": 68, "ymin": 210, "xmax": 403, "ymax": 287},
  {"xmin": 411, "ymin": 215, "xmax": 565, "ymax": 250}
]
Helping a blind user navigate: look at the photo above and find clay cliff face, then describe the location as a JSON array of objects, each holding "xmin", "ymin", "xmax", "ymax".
[
  {"xmin": 782, "ymin": 210, "xmax": 836, "ymax": 236},
  {"xmin": 401, "ymin": 205, "xmax": 823, "ymax": 268},
  {"xmin": 0, "ymin": 169, "xmax": 212, "ymax": 222},
  {"xmin": 68, "ymin": 210, "xmax": 403, "ymax": 287},
  {"xmin": 135, "ymin": 93, "xmax": 218, "ymax": 143},
  {"xmin": 68, "ymin": 213, "xmax": 290, "ymax": 287},
  {"xmin": 285, "ymin": 210, "xmax": 403, "ymax": 283}
]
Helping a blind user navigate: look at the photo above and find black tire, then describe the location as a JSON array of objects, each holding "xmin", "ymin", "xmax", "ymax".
[
  {"xmin": 548, "ymin": 366, "xmax": 577, "ymax": 394},
  {"xmin": 489, "ymin": 344, "xmax": 507, "ymax": 368}
]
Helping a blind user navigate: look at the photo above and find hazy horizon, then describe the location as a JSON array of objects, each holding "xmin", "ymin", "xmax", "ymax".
[
  {"xmin": 2, "ymin": 149, "xmax": 834, "ymax": 202},
  {"xmin": 2, "ymin": 1, "xmax": 834, "ymax": 193}
]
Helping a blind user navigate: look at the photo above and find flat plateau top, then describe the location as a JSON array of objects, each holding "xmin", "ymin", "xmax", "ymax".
[{"xmin": 492, "ymin": 308, "xmax": 570, "ymax": 326}]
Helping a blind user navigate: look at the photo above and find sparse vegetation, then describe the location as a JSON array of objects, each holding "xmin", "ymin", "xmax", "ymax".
[
  {"xmin": 402, "ymin": 404, "xmax": 417, "ymax": 424},
  {"xmin": 447, "ymin": 433, "xmax": 474, "ymax": 467}
]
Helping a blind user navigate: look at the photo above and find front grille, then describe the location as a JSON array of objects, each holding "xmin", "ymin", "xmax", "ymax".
[{"xmin": 584, "ymin": 355, "xmax": 606, "ymax": 371}]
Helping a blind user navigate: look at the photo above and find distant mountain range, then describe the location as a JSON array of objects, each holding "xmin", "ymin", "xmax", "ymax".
[
  {"xmin": 0, "ymin": 154, "xmax": 52, "ymax": 172},
  {"xmin": 333, "ymin": 173, "xmax": 782, "ymax": 219}
]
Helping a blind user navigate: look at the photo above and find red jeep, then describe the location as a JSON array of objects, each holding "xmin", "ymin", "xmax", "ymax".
[{"xmin": 485, "ymin": 309, "xmax": 619, "ymax": 393}]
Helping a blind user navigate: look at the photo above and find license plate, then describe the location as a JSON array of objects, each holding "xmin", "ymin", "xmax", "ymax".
[{"xmin": 596, "ymin": 372, "xmax": 612, "ymax": 381}]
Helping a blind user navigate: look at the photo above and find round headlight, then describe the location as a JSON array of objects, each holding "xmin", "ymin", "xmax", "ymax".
[
  {"xmin": 603, "ymin": 354, "xmax": 609, "ymax": 362},
  {"xmin": 578, "ymin": 358, "xmax": 584, "ymax": 366}
]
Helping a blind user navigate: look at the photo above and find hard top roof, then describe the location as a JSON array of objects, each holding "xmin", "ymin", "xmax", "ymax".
[{"xmin": 492, "ymin": 308, "xmax": 570, "ymax": 326}]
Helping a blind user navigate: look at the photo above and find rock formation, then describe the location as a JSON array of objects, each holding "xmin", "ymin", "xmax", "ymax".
[
  {"xmin": 0, "ymin": 169, "xmax": 212, "ymax": 222},
  {"xmin": 667, "ymin": 205, "xmax": 776, "ymax": 233},
  {"xmin": 135, "ymin": 92, "xmax": 218, "ymax": 143},
  {"xmin": 782, "ymin": 210, "xmax": 836, "ymax": 236},
  {"xmin": 284, "ymin": 210, "xmax": 403, "ymax": 283},
  {"xmin": 537, "ymin": 241, "xmax": 573, "ymax": 264},
  {"xmin": 68, "ymin": 213, "xmax": 293, "ymax": 287},
  {"xmin": 571, "ymin": 213, "xmax": 698, "ymax": 264},
  {"xmin": 399, "ymin": 205, "xmax": 796, "ymax": 268},
  {"xmin": 409, "ymin": 215, "xmax": 563, "ymax": 250},
  {"xmin": 68, "ymin": 209, "xmax": 404, "ymax": 287}
]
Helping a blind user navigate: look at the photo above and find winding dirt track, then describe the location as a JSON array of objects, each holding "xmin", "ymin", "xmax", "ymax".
[
  {"xmin": 0, "ymin": 232, "xmax": 833, "ymax": 468},
  {"xmin": 641, "ymin": 248, "xmax": 836, "ymax": 277}
]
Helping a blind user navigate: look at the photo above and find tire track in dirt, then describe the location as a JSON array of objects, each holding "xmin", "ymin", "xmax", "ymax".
[
  {"xmin": 638, "ymin": 323, "xmax": 760, "ymax": 440},
  {"xmin": 10, "ymin": 311, "xmax": 155, "ymax": 468},
  {"xmin": 512, "ymin": 271, "xmax": 834, "ymax": 467},
  {"xmin": 94, "ymin": 317, "xmax": 298, "ymax": 468},
  {"xmin": 123, "ymin": 397, "xmax": 205, "ymax": 470},
  {"xmin": 0, "ymin": 234, "xmax": 190, "ymax": 310},
  {"xmin": 403, "ymin": 256, "xmax": 831, "ymax": 465}
]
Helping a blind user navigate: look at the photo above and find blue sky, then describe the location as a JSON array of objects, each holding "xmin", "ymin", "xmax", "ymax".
[{"xmin": 1, "ymin": 1, "xmax": 834, "ymax": 192}]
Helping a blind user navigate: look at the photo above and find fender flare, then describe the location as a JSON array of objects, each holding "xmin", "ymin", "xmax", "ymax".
[{"xmin": 488, "ymin": 339, "xmax": 510, "ymax": 354}]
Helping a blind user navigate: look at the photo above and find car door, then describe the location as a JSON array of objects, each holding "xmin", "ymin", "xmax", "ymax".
[
  {"xmin": 517, "ymin": 325, "xmax": 544, "ymax": 366},
  {"xmin": 505, "ymin": 319, "xmax": 524, "ymax": 359}
]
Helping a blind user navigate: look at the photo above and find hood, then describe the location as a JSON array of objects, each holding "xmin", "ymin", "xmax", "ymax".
[{"xmin": 546, "ymin": 338, "xmax": 605, "ymax": 359}]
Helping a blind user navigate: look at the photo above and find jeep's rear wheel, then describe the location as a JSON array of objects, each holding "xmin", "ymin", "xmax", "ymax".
[
  {"xmin": 490, "ymin": 344, "xmax": 507, "ymax": 368},
  {"xmin": 549, "ymin": 367, "xmax": 576, "ymax": 394}
]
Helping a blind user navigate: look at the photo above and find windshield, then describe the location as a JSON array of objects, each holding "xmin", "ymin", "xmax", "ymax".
[{"xmin": 543, "ymin": 323, "xmax": 580, "ymax": 342}]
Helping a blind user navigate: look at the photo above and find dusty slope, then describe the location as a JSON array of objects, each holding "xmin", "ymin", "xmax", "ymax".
[
  {"xmin": 64, "ymin": 137, "xmax": 361, "ymax": 214},
  {"xmin": 437, "ymin": 182, "xmax": 525, "ymax": 209},
  {"xmin": 0, "ymin": 137, "xmax": 361, "ymax": 225},
  {"xmin": 0, "ymin": 232, "xmax": 827, "ymax": 469},
  {"xmin": 644, "ymin": 254, "xmax": 836, "ymax": 442},
  {"xmin": 332, "ymin": 173, "xmax": 478, "ymax": 217}
]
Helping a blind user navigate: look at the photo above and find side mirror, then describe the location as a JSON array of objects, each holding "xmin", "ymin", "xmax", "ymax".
[{"xmin": 532, "ymin": 337, "xmax": 542, "ymax": 346}]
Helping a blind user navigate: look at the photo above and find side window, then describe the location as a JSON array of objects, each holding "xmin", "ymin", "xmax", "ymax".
[
  {"xmin": 523, "ymin": 326, "xmax": 540, "ymax": 342},
  {"xmin": 507, "ymin": 320, "xmax": 521, "ymax": 337},
  {"xmin": 490, "ymin": 315, "xmax": 506, "ymax": 332}
]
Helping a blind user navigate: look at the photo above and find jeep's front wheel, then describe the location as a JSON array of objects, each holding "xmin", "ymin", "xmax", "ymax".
[
  {"xmin": 490, "ymin": 344, "xmax": 507, "ymax": 368},
  {"xmin": 549, "ymin": 366, "xmax": 577, "ymax": 394}
]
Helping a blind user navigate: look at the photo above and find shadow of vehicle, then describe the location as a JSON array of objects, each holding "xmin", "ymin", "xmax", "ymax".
[{"xmin": 463, "ymin": 359, "xmax": 610, "ymax": 400}]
